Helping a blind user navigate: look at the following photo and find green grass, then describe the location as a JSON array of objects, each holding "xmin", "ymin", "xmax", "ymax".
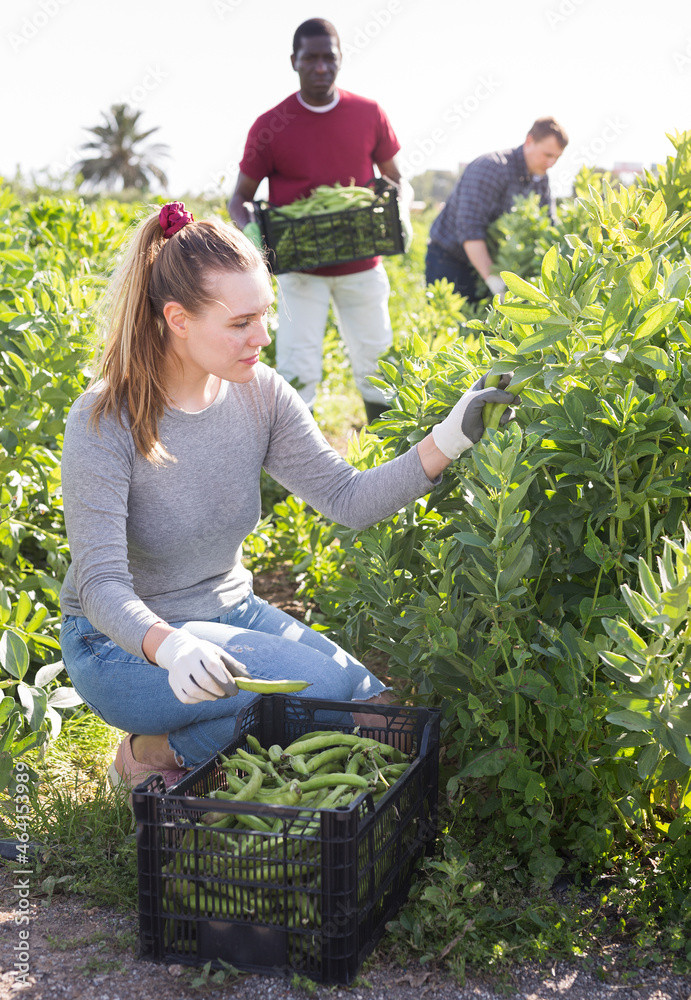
[
  {"xmin": 23, "ymin": 776, "xmax": 137, "ymax": 908},
  {"xmin": 39, "ymin": 708, "xmax": 123, "ymax": 786},
  {"xmin": 1, "ymin": 709, "xmax": 137, "ymax": 909}
]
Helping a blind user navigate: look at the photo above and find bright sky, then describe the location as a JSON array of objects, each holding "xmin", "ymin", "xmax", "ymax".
[{"xmin": 3, "ymin": 0, "xmax": 690, "ymax": 199}]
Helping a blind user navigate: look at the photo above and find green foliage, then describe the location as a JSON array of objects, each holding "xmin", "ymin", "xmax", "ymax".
[
  {"xmin": 4, "ymin": 134, "xmax": 691, "ymax": 974},
  {"xmin": 289, "ymin": 972, "xmax": 319, "ymax": 995},
  {"xmin": 0, "ymin": 185, "xmax": 137, "ymax": 607},
  {"xmin": 2, "ymin": 774, "xmax": 138, "ymax": 907},
  {"xmin": 296, "ymin": 134, "xmax": 691, "ymax": 886},
  {"xmin": 189, "ymin": 958, "xmax": 241, "ymax": 990},
  {"xmin": 641, "ymin": 130, "xmax": 691, "ymax": 254},
  {"xmin": 0, "ymin": 582, "xmax": 81, "ymax": 792},
  {"xmin": 0, "ymin": 184, "xmax": 140, "ymax": 776},
  {"xmin": 489, "ymin": 166, "xmax": 637, "ymax": 281},
  {"xmin": 387, "ymin": 829, "xmax": 584, "ymax": 982},
  {"xmin": 599, "ymin": 527, "xmax": 691, "ymax": 797},
  {"xmin": 387, "ymin": 821, "xmax": 691, "ymax": 978}
]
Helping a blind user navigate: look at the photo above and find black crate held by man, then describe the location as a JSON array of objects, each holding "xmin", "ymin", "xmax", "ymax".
[{"xmin": 254, "ymin": 178, "xmax": 405, "ymax": 274}]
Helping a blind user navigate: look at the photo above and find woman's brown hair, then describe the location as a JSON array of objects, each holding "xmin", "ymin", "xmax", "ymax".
[{"xmin": 88, "ymin": 210, "xmax": 265, "ymax": 463}]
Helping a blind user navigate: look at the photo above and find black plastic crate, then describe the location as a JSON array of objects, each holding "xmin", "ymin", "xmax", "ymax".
[
  {"xmin": 134, "ymin": 694, "xmax": 440, "ymax": 985},
  {"xmin": 254, "ymin": 178, "xmax": 404, "ymax": 274}
]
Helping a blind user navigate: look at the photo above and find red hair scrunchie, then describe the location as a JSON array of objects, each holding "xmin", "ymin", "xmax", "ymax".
[{"xmin": 159, "ymin": 201, "xmax": 194, "ymax": 239}]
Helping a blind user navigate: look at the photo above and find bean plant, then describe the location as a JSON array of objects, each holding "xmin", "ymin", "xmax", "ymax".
[
  {"xmin": 299, "ymin": 132, "xmax": 691, "ymax": 882},
  {"xmin": 0, "ymin": 186, "xmax": 137, "ymax": 774}
]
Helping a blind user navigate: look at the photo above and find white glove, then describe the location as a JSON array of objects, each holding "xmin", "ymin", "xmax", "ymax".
[
  {"xmin": 431, "ymin": 374, "xmax": 516, "ymax": 460},
  {"xmin": 155, "ymin": 628, "xmax": 250, "ymax": 705},
  {"xmin": 485, "ymin": 275, "xmax": 507, "ymax": 301}
]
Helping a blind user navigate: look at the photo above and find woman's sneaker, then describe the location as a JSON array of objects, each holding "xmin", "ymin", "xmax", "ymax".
[{"xmin": 107, "ymin": 734, "xmax": 188, "ymax": 792}]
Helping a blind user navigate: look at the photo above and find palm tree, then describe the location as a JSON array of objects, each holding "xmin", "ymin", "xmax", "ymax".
[{"xmin": 75, "ymin": 104, "xmax": 169, "ymax": 192}]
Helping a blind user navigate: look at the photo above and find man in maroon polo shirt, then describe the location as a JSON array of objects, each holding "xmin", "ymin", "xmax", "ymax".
[{"xmin": 228, "ymin": 17, "xmax": 404, "ymax": 423}]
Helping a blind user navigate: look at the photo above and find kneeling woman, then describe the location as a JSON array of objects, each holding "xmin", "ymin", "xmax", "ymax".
[{"xmin": 59, "ymin": 202, "xmax": 515, "ymax": 791}]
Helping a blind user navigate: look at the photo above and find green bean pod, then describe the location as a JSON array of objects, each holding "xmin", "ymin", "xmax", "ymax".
[
  {"xmin": 283, "ymin": 733, "xmax": 402, "ymax": 758},
  {"xmin": 235, "ymin": 747, "xmax": 274, "ymax": 772},
  {"xmin": 282, "ymin": 753, "xmax": 310, "ymax": 776},
  {"xmin": 311, "ymin": 760, "xmax": 344, "ymax": 776},
  {"xmin": 235, "ymin": 677, "xmax": 311, "ymax": 694},
  {"xmin": 254, "ymin": 781, "xmax": 303, "ymax": 806},
  {"xmin": 482, "ymin": 372, "xmax": 503, "ymax": 433},
  {"xmin": 289, "ymin": 730, "xmax": 336, "ymax": 744},
  {"xmin": 297, "ymin": 772, "xmax": 373, "ymax": 793},
  {"xmin": 246, "ymin": 734, "xmax": 270, "ymax": 758},
  {"xmin": 265, "ymin": 761, "xmax": 288, "ymax": 785},
  {"xmin": 305, "ymin": 745, "xmax": 352, "ymax": 773},
  {"xmin": 228, "ymin": 759, "xmax": 264, "ymax": 801},
  {"xmin": 482, "ymin": 375, "xmax": 529, "ymax": 438},
  {"xmin": 346, "ymin": 751, "xmax": 365, "ymax": 775},
  {"xmin": 233, "ymin": 812, "xmax": 273, "ymax": 833}
]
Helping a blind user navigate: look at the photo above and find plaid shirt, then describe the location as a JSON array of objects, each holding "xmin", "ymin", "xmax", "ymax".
[{"xmin": 429, "ymin": 145, "xmax": 552, "ymax": 263}]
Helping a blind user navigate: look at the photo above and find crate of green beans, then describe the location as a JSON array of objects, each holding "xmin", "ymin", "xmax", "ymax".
[
  {"xmin": 134, "ymin": 694, "xmax": 440, "ymax": 985},
  {"xmin": 253, "ymin": 177, "xmax": 405, "ymax": 274}
]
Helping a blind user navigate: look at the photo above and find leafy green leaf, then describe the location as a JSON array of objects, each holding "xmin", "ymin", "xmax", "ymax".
[
  {"xmin": 514, "ymin": 324, "xmax": 570, "ymax": 354},
  {"xmin": 0, "ymin": 630, "xmax": 30, "ymax": 680},
  {"xmin": 636, "ymin": 743, "xmax": 660, "ymax": 779},
  {"xmin": 0, "ymin": 586, "xmax": 11, "ymax": 626},
  {"xmin": 462, "ymin": 880, "xmax": 485, "ymax": 898},
  {"xmin": 500, "ymin": 271, "xmax": 549, "ymax": 303},
  {"xmin": 606, "ymin": 710, "xmax": 651, "ymax": 732},
  {"xmin": 0, "ymin": 697, "xmax": 17, "ymax": 727},
  {"xmin": 632, "ymin": 346, "xmax": 674, "ymax": 372},
  {"xmin": 664, "ymin": 705, "xmax": 691, "ymax": 736},
  {"xmin": 34, "ymin": 661, "xmax": 65, "ymax": 688},
  {"xmin": 47, "ymin": 686, "xmax": 83, "ymax": 709},
  {"xmin": 14, "ymin": 591, "xmax": 32, "ymax": 628},
  {"xmin": 453, "ymin": 532, "xmax": 488, "ymax": 548},
  {"xmin": 459, "ymin": 747, "xmax": 512, "ymax": 778},
  {"xmin": 601, "ymin": 618, "xmax": 649, "ymax": 656},
  {"xmin": 0, "ymin": 249, "xmax": 34, "ymax": 265},
  {"xmin": 497, "ymin": 544, "xmax": 533, "ymax": 593},
  {"xmin": 16, "ymin": 684, "xmax": 47, "ymax": 732},
  {"xmin": 540, "ymin": 244, "xmax": 559, "ymax": 290},
  {"xmin": 633, "ymin": 301, "xmax": 678, "ymax": 342},
  {"xmin": 497, "ymin": 303, "xmax": 553, "ymax": 325}
]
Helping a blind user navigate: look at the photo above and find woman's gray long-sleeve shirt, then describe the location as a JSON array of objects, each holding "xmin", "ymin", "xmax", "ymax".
[{"xmin": 59, "ymin": 364, "xmax": 438, "ymax": 658}]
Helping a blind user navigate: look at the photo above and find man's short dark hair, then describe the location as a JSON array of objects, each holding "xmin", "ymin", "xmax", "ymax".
[
  {"xmin": 292, "ymin": 18, "xmax": 340, "ymax": 55},
  {"xmin": 528, "ymin": 116, "xmax": 569, "ymax": 147}
]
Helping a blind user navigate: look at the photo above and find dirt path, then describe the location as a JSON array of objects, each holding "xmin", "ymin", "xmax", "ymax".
[{"xmin": 1, "ymin": 868, "xmax": 690, "ymax": 1000}]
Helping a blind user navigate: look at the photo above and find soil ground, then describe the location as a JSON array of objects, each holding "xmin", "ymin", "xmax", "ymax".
[{"xmin": 1, "ymin": 866, "xmax": 690, "ymax": 1000}]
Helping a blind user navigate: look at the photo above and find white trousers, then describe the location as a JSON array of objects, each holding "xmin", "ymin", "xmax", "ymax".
[{"xmin": 275, "ymin": 263, "xmax": 393, "ymax": 409}]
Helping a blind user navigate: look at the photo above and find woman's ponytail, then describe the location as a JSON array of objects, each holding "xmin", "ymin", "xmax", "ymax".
[{"xmin": 89, "ymin": 213, "xmax": 172, "ymax": 463}]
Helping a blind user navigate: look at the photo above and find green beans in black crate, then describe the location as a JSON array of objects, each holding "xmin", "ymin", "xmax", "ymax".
[{"xmin": 163, "ymin": 728, "xmax": 414, "ymax": 925}]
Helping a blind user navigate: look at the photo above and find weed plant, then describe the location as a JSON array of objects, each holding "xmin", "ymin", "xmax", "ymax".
[{"xmin": 1, "ymin": 710, "xmax": 136, "ymax": 908}]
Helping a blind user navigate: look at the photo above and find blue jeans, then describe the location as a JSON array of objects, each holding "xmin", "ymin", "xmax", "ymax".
[
  {"xmin": 60, "ymin": 592, "xmax": 388, "ymax": 767},
  {"xmin": 425, "ymin": 241, "xmax": 483, "ymax": 303}
]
